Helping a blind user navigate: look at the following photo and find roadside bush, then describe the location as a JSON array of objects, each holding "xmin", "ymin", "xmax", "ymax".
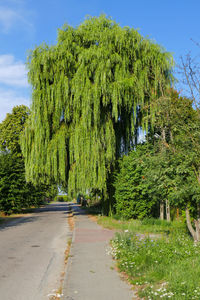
[
  {"xmin": 55, "ymin": 195, "xmax": 72, "ymax": 202},
  {"xmin": 114, "ymin": 145, "xmax": 156, "ymax": 219},
  {"xmin": 0, "ymin": 152, "xmax": 48, "ymax": 214},
  {"xmin": 65, "ymin": 195, "xmax": 72, "ymax": 202},
  {"xmin": 110, "ymin": 231, "xmax": 200, "ymax": 299}
]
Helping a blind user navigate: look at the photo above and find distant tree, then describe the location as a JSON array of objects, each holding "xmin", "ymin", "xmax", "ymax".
[
  {"xmin": 0, "ymin": 105, "xmax": 29, "ymax": 154},
  {"xmin": 21, "ymin": 15, "xmax": 173, "ymax": 213}
]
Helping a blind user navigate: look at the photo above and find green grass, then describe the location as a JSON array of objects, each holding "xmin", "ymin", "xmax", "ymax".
[
  {"xmin": 97, "ymin": 216, "xmax": 185, "ymax": 235},
  {"xmin": 102, "ymin": 216, "xmax": 200, "ymax": 299},
  {"xmin": 110, "ymin": 231, "xmax": 200, "ymax": 299}
]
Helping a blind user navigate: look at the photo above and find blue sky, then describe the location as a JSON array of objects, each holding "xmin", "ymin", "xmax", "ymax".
[{"xmin": 0, "ymin": 0, "xmax": 200, "ymax": 121}]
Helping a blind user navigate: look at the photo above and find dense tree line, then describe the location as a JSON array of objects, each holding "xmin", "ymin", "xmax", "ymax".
[
  {"xmin": 0, "ymin": 106, "xmax": 57, "ymax": 215},
  {"xmin": 114, "ymin": 90, "xmax": 200, "ymax": 241}
]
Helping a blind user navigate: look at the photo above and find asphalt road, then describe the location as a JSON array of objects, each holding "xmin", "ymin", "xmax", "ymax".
[{"xmin": 0, "ymin": 202, "xmax": 71, "ymax": 300}]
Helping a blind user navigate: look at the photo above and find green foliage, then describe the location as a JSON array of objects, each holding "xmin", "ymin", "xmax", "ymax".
[
  {"xmin": 97, "ymin": 215, "xmax": 184, "ymax": 234},
  {"xmin": 55, "ymin": 195, "xmax": 72, "ymax": 202},
  {"xmin": 0, "ymin": 105, "xmax": 29, "ymax": 153},
  {"xmin": 0, "ymin": 106, "xmax": 57, "ymax": 214},
  {"xmin": 114, "ymin": 90, "xmax": 200, "ymax": 221},
  {"xmin": 111, "ymin": 231, "xmax": 200, "ymax": 299},
  {"xmin": 0, "ymin": 151, "xmax": 46, "ymax": 214},
  {"xmin": 168, "ymin": 152, "xmax": 200, "ymax": 213},
  {"xmin": 114, "ymin": 144, "xmax": 157, "ymax": 219},
  {"xmin": 0, "ymin": 152, "xmax": 23, "ymax": 214},
  {"xmin": 149, "ymin": 91, "xmax": 200, "ymax": 214},
  {"xmin": 57, "ymin": 196, "xmax": 64, "ymax": 202},
  {"xmin": 21, "ymin": 15, "xmax": 173, "ymax": 205},
  {"xmin": 44, "ymin": 184, "xmax": 58, "ymax": 200},
  {"xmin": 143, "ymin": 148, "xmax": 175, "ymax": 210},
  {"xmin": 141, "ymin": 217, "xmax": 172, "ymax": 226}
]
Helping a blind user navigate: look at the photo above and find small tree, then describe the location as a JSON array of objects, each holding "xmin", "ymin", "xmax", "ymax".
[
  {"xmin": 177, "ymin": 48, "xmax": 200, "ymax": 241},
  {"xmin": 148, "ymin": 89, "xmax": 200, "ymax": 239}
]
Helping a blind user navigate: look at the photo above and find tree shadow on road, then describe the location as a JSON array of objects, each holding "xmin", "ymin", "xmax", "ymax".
[
  {"xmin": 0, "ymin": 202, "xmax": 71, "ymax": 231},
  {"xmin": 0, "ymin": 216, "xmax": 40, "ymax": 231},
  {"xmin": 69, "ymin": 203, "xmax": 92, "ymax": 216}
]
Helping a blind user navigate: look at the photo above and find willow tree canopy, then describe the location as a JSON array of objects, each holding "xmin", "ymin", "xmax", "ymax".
[{"xmin": 21, "ymin": 15, "xmax": 173, "ymax": 197}]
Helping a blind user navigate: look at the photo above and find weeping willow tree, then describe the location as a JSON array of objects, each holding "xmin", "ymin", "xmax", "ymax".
[{"xmin": 21, "ymin": 15, "xmax": 173, "ymax": 210}]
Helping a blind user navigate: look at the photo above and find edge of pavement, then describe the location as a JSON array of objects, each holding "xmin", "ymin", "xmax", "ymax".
[{"xmin": 61, "ymin": 202, "xmax": 76, "ymax": 299}]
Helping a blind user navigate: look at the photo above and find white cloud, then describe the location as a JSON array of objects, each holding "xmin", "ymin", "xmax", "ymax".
[
  {"xmin": 0, "ymin": 88, "xmax": 30, "ymax": 122},
  {"xmin": 0, "ymin": 54, "xmax": 30, "ymax": 122},
  {"xmin": 0, "ymin": 54, "xmax": 28, "ymax": 87},
  {"xmin": 0, "ymin": 7, "xmax": 17, "ymax": 32},
  {"xmin": 0, "ymin": 6, "xmax": 33, "ymax": 33}
]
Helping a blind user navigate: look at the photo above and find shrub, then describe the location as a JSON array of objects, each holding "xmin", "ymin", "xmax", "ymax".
[
  {"xmin": 55, "ymin": 195, "xmax": 72, "ymax": 202},
  {"xmin": 114, "ymin": 145, "xmax": 156, "ymax": 219}
]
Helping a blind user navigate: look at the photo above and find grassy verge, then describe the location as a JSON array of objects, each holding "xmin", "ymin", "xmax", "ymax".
[
  {"xmin": 97, "ymin": 216, "xmax": 185, "ymax": 235},
  {"xmin": 98, "ymin": 216, "xmax": 199, "ymax": 299}
]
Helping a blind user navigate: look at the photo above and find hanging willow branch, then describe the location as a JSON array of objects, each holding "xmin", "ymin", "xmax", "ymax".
[{"xmin": 21, "ymin": 15, "xmax": 174, "ymax": 197}]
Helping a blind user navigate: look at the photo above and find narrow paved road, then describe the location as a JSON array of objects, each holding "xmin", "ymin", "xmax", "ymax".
[{"xmin": 0, "ymin": 202, "xmax": 71, "ymax": 300}]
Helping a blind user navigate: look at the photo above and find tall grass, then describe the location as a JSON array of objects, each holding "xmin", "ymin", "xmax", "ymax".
[
  {"xmin": 97, "ymin": 216, "xmax": 185, "ymax": 235},
  {"xmin": 109, "ymin": 225, "xmax": 200, "ymax": 299}
]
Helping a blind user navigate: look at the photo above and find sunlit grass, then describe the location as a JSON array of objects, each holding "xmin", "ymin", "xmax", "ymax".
[
  {"xmin": 110, "ymin": 231, "xmax": 200, "ymax": 299},
  {"xmin": 97, "ymin": 216, "xmax": 186, "ymax": 235},
  {"xmin": 102, "ymin": 216, "xmax": 200, "ymax": 299}
]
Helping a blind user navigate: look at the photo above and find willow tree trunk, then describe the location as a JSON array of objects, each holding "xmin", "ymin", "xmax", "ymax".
[
  {"xmin": 166, "ymin": 199, "xmax": 171, "ymax": 222},
  {"xmin": 160, "ymin": 201, "xmax": 164, "ymax": 220}
]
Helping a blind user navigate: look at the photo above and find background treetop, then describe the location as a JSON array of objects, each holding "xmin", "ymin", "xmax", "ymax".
[{"xmin": 0, "ymin": 105, "xmax": 29, "ymax": 154}]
